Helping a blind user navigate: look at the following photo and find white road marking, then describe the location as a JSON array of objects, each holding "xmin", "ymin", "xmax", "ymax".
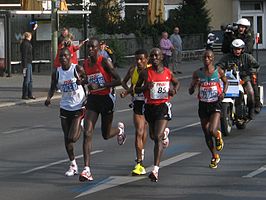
[
  {"xmin": 20, "ymin": 150, "xmax": 103, "ymax": 174},
  {"xmin": 2, "ymin": 125, "xmax": 45, "ymax": 135},
  {"xmin": 115, "ymin": 108, "xmax": 132, "ymax": 113},
  {"xmin": 75, "ymin": 152, "xmax": 200, "ymax": 198},
  {"xmin": 170, "ymin": 122, "xmax": 201, "ymax": 132},
  {"xmin": 242, "ymin": 165, "xmax": 266, "ymax": 178}
]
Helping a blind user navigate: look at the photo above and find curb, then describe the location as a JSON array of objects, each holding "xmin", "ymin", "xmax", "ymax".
[{"xmin": 0, "ymin": 75, "xmax": 193, "ymax": 109}]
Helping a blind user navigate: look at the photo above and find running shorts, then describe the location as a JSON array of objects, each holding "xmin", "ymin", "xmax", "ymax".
[
  {"xmin": 198, "ymin": 100, "xmax": 222, "ymax": 119},
  {"xmin": 86, "ymin": 94, "xmax": 115, "ymax": 115},
  {"xmin": 144, "ymin": 102, "xmax": 172, "ymax": 123}
]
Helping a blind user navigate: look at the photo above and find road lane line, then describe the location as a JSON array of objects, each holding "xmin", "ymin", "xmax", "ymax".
[
  {"xmin": 242, "ymin": 165, "xmax": 266, "ymax": 178},
  {"xmin": 115, "ymin": 108, "xmax": 132, "ymax": 113},
  {"xmin": 170, "ymin": 122, "xmax": 201, "ymax": 132},
  {"xmin": 2, "ymin": 125, "xmax": 45, "ymax": 135},
  {"xmin": 75, "ymin": 152, "xmax": 200, "ymax": 198},
  {"xmin": 20, "ymin": 150, "xmax": 103, "ymax": 174}
]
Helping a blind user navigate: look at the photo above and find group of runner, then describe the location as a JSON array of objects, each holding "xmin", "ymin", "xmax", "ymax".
[{"xmin": 45, "ymin": 32, "xmax": 260, "ymax": 182}]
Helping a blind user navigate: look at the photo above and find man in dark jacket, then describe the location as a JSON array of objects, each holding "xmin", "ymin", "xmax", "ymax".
[
  {"xmin": 222, "ymin": 18, "xmax": 254, "ymax": 55},
  {"xmin": 217, "ymin": 39, "xmax": 260, "ymax": 120},
  {"xmin": 20, "ymin": 32, "xmax": 35, "ymax": 100}
]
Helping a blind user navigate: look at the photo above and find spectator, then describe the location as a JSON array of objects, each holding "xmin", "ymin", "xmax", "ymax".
[
  {"xmin": 54, "ymin": 37, "xmax": 87, "ymax": 68},
  {"xmin": 170, "ymin": 27, "xmax": 183, "ymax": 74},
  {"xmin": 99, "ymin": 41, "xmax": 112, "ymax": 61},
  {"xmin": 160, "ymin": 31, "xmax": 174, "ymax": 68},
  {"xmin": 20, "ymin": 32, "xmax": 36, "ymax": 100}
]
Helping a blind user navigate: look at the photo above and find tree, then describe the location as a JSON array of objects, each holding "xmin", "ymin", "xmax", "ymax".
[
  {"xmin": 90, "ymin": 0, "xmax": 125, "ymax": 34},
  {"xmin": 166, "ymin": 0, "xmax": 211, "ymax": 36}
]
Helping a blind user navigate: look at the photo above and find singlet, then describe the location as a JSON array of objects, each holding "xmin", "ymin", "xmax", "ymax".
[
  {"xmin": 144, "ymin": 66, "xmax": 172, "ymax": 105},
  {"xmin": 196, "ymin": 67, "xmax": 222, "ymax": 103},
  {"xmin": 131, "ymin": 66, "xmax": 145, "ymax": 101},
  {"xmin": 57, "ymin": 63, "xmax": 86, "ymax": 111},
  {"xmin": 83, "ymin": 56, "xmax": 112, "ymax": 95}
]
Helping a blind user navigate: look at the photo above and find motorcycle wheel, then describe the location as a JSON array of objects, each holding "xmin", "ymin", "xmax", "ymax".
[
  {"xmin": 236, "ymin": 120, "xmax": 246, "ymax": 129},
  {"xmin": 221, "ymin": 102, "xmax": 233, "ymax": 136}
]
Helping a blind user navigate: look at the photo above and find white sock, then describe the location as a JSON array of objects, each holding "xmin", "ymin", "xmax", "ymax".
[
  {"xmin": 141, "ymin": 149, "xmax": 145, "ymax": 161},
  {"xmin": 84, "ymin": 166, "xmax": 90, "ymax": 172},
  {"xmin": 70, "ymin": 159, "xmax": 77, "ymax": 166},
  {"xmin": 153, "ymin": 165, "xmax": 159, "ymax": 172}
]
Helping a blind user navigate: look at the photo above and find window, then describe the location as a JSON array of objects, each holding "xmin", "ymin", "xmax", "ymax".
[{"xmin": 240, "ymin": 1, "xmax": 263, "ymax": 11}]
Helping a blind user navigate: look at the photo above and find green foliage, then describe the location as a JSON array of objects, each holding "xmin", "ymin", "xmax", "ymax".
[
  {"xmin": 166, "ymin": 0, "xmax": 211, "ymax": 36},
  {"xmin": 59, "ymin": 1, "xmax": 83, "ymax": 29},
  {"xmin": 90, "ymin": 0, "xmax": 125, "ymax": 34},
  {"xmin": 107, "ymin": 37, "xmax": 126, "ymax": 68}
]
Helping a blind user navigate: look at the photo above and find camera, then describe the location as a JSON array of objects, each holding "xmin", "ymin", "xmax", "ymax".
[{"xmin": 225, "ymin": 23, "xmax": 238, "ymax": 33}]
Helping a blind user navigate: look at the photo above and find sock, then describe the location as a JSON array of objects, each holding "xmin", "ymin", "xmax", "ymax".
[
  {"xmin": 153, "ymin": 165, "xmax": 159, "ymax": 172},
  {"xmin": 70, "ymin": 159, "xmax": 77, "ymax": 166},
  {"xmin": 141, "ymin": 149, "xmax": 145, "ymax": 161},
  {"xmin": 84, "ymin": 166, "xmax": 90, "ymax": 172}
]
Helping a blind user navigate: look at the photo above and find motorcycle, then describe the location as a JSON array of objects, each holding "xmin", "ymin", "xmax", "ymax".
[{"xmin": 220, "ymin": 66, "xmax": 249, "ymax": 136}]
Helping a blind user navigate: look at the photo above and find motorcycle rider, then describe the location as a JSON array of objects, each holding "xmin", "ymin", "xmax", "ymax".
[
  {"xmin": 216, "ymin": 39, "xmax": 260, "ymax": 120},
  {"xmin": 222, "ymin": 18, "xmax": 254, "ymax": 55},
  {"xmin": 221, "ymin": 18, "xmax": 261, "ymax": 112}
]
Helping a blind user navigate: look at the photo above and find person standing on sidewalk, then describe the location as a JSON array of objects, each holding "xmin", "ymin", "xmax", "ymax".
[
  {"xmin": 160, "ymin": 31, "xmax": 174, "ymax": 68},
  {"xmin": 188, "ymin": 50, "xmax": 228, "ymax": 169},
  {"xmin": 170, "ymin": 27, "xmax": 183, "ymax": 74},
  {"xmin": 120, "ymin": 49, "xmax": 149, "ymax": 176},
  {"xmin": 79, "ymin": 38, "xmax": 126, "ymax": 182},
  {"xmin": 20, "ymin": 32, "xmax": 35, "ymax": 100},
  {"xmin": 44, "ymin": 47, "xmax": 87, "ymax": 177},
  {"xmin": 135, "ymin": 48, "xmax": 180, "ymax": 182}
]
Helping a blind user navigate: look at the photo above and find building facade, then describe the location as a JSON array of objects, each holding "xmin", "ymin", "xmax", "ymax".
[{"xmin": 206, "ymin": 0, "xmax": 266, "ymax": 49}]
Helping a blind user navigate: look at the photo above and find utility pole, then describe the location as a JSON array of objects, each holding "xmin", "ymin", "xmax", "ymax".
[{"xmin": 51, "ymin": 0, "xmax": 58, "ymax": 72}]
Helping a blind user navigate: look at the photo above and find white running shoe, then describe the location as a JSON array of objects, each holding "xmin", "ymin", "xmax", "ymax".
[
  {"xmin": 79, "ymin": 168, "xmax": 93, "ymax": 182},
  {"xmin": 162, "ymin": 128, "xmax": 170, "ymax": 148},
  {"xmin": 148, "ymin": 170, "xmax": 159, "ymax": 182},
  {"xmin": 117, "ymin": 122, "xmax": 126, "ymax": 145},
  {"xmin": 65, "ymin": 164, "xmax": 78, "ymax": 177}
]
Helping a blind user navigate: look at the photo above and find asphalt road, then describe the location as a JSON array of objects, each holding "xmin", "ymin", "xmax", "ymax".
[{"xmin": 0, "ymin": 74, "xmax": 266, "ymax": 200}]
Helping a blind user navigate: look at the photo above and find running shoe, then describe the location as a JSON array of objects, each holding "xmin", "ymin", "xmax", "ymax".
[
  {"xmin": 209, "ymin": 154, "xmax": 220, "ymax": 169},
  {"xmin": 79, "ymin": 168, "xmax": 93, "ymax": 182},
  {"xmin": 162, "ymin": 128, "xmax": 170, "ymax": 148},
  {"xmin": 65, "ymin": 164, "xmax": 78, "ymax": 177},
  {"xmin": 117, "ymin": 122, "xmax": 126, "ymax": 145},
  {"xmin": 148, "ymin": 170, "xmax": 159, "ymax": 182},
  {"xmin": 132, "ymin": 163, "xmax": 146, "ymax": 176},
  {"xmin": 215, "ymin": 130, "xmax": 224, "ymax": 151}
]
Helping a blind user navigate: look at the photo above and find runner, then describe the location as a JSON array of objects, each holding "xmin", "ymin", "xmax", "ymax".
[
  {"xmin": 79, "ymin": 38, "xmax": 126, "ymax": 182},
  {"xmin": 188, "ymin": 50, "xmax": 228, "ymax": 169},
  {"xmin": 44, "ymin": 47, "xmax": 86, "ymax": 176},
  {"xmin": 135, "ymin": 48, "xmax": 180, "ymax": 182},
  {"xmin": 120, "ymin": 49, "xmax": 149, "ymax": 176}
]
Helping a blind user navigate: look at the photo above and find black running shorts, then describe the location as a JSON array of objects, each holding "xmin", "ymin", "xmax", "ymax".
[
  {"xmin": 198, "ymin": 100, "xmax": 222, "ymax": 119},
  {"xmin": 86, "ymin": 94, "xmax": 115, "ymax": 115},
  {"xmin": 144, "ymin": 102, "xmax": 172, "ymax": 123}
]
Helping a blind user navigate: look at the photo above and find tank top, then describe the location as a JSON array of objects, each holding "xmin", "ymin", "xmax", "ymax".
[
  {"xmin": 83, "ymin": 56, "xmax": 112, "ymax": 95},
  {"xmin": 196, "ymin": 67, "xmax": 222, "ymax": 102},
  {"xmin": 131, "ymin": 66, "xmax": 144, "ymax": 101},
  {"xmin": 57, "ymin": 64, "xmax": 86, "ymax": 111},
  {"xmin": 144, "ymin": 67, "xmax": 172, "ymax": 105}
]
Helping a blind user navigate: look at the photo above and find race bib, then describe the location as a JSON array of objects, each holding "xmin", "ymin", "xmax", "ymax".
[
  {"xmin": 199, "ymin": 84, "xmax": 219, "ymax": 102},
  {"xmin": 61, "ymin": 79, "xmax": 78, "ymax": 93},
  {"xmin": 87, "ymin": 72, "xmax": 105, "ymax": 87},
  {"xmin": 150, "ymin": 81, "xmax": 170, "ymax": 99}
]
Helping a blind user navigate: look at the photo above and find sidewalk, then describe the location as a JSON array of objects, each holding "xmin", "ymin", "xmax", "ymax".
[{"xmin": 0, "ymin": 50, "xmax": 265, "ymax": 108}]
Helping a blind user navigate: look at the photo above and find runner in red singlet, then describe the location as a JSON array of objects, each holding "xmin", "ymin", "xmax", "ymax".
[{"xmin": 135, "ymin": 48, "xmax": 180, "ymax": 182}]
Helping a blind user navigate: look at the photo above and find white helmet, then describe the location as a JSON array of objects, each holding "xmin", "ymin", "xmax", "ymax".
[
  {"xmin": 231, "ymin": 39, "xmax": 245, "ymax": 49},
  {"xmin": 236, "ymin": 18, "xmax": 251, "ymax": 27}
]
